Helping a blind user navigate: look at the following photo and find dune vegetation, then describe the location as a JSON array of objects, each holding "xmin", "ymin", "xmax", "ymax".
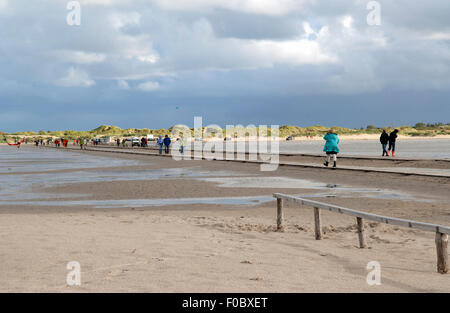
[{"xmin": 1, "ymin": 123, "xmax": 449, "ymax": 141}]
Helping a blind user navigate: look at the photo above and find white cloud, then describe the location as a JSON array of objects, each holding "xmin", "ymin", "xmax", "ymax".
[
  {"xmin": 137, "ymin": 81, "xmax": 160, "ymax": 91},
  {"xmin": 0, "ymin": 0, "xmax": 8, "ymax": 13},
  {"xmin": 117, "ymin": 79, "xmax": 130, "ymax": 89},
  {"xmin": 425, "ymin": 32, "xmax": 450, "ymax": 40},
  {"xmin": 78, "ymin": 0, "xmax": 134, "ymax": 6},
  {"xmin": 108, "ymin": 11, "xmax": 160, "ymax": 64},
  {"xmin": 153, "ymin": 0, "xmax": 313, "ymax": 16},
  {"xmin": 56, "ymin": 67, "xmax": 95, "ymax": 87},
  {"xmin": 109, "ymin": 11, "xmax": 141, "ymax": 30},
  {"xmin": 1, "ymin": 0, "xmax": 450, "ymax": 96},
  {"xmin": 340, "ymin": 16, "xmax": 354, "ymax": 29},
  {"xmin": 247, "ymin": 39, "xmax": 337, "ymax": 65},
  {"xmin": 52, "ymin": 50, "xmax": 106, "ymax": 64}
]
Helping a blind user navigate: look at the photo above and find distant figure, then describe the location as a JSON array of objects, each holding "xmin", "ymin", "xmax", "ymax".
[
  {"xmin": 380, "ymin": 129, "xmax": 389, "ymax": 157},
  {"xmin": 388, "ymin": 129, "xmax": 399, "ymax": 157},
  {"xmin": 122, "ymin": 138, "xmax": 126, "ymax": 147},
  {"xmin": 79, "ymin": 138, "xmax": 85, "ymax": 150},
  {"xmin": 178, "ymin": 137, "xmax": 186, "ymax": 155},
  {"xmin": 323, "ymin": 129, "xmax": 340, "ymax": 168},
  {"xmin": 157, "ymin": 135, "xmax": 164, "ymax": 154},
  {"xmin": 163, "ymin": 135, "xmax": 171, "ymax": 154},
  {"xmin": 116, "ymin": 138, "xmax": 120, "ymax": 147}
]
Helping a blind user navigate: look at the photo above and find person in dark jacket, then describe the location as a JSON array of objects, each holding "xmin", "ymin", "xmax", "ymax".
[
  {"xmin": 387, "ymin": 129, "xmax": 399, "ymax": 157},
  {"xmin": 380, "ymin": 129, "xmax": 389, "ymax": 156},
  {"xmin": 163, "ymin": 135, "xmax": 171, "ymax": 154}
]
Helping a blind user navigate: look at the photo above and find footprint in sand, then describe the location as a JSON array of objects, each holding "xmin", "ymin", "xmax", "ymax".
[
  {"xmin": 249, "ymin": 277, "xmax": 263, "ymax": 281},
  {"xmin": 106, "ymin": 268, "xmax": 128, "ymax": 280},
  {"xmin": 240, "ymin": 260, "xmax": 253, "ymax": 264},
  {"xmin": 369, "ymin": 234, "xmax": 391, "ymax": 244}
]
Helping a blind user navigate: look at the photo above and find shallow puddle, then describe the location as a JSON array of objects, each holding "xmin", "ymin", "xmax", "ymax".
[
  {"xmin": 0, "ymin": 146, "xmax": 140, "ymax": 173},
  {"xmin": 0, "ymin": 196, "xmax": 274, "ymax": 208},
  {"xmin": 197, "ymin": 177, "xmax": 434, "ymax": 202}
]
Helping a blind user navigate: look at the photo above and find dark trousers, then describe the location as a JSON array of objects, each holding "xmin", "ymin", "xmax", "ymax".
[
  {"xmin": 164, "ymin": 145, "xmax": 170, "ymax": 154},
  {"xmin": 382, "ymin": 143, "xmax": 387, "ymax": 155},
  {"xmin": 388, "ymin": 142, "xmax": 396, "ymax": 152}
]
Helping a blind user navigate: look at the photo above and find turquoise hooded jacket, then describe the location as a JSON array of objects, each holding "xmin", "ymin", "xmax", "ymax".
[{"xmin": 323, "ymin": 133, "xmax": 340, "ymax": 153}]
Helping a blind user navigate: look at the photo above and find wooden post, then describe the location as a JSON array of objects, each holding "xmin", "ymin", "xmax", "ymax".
[
  {"xmin": 356, "ymin": 217, "xmax": 367, "ymax": 248},
  {"xmin": 435, "ymin": 232, "xmax": 449, "ymax": 274},
  {"xmin": 277, "ymin": 198, "xmax": 284, "ymax": 231},
  {"xmin": 314, "ymin": 207, "xmax": 322, "ymax": 240}
]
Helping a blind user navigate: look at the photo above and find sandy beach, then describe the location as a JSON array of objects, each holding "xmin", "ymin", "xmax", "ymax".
[{"xmin": 0, "ymin": 146, "xmax": 449, "ymax": 292}]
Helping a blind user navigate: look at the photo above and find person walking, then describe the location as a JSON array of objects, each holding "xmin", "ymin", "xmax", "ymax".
[
  {"xmin": 163, "ymin": 135, "xmax": 171, "ymax": 154},
  {"xmin": 178, "ymin": 136, "xmax": 186, "ymax": 155},
  {"xmin": 387, "ymin": 129, "xmax": 399, "ymax": 157},
  {"xmin": 157, "ymin": 135, "xmax": 164, "ymax": 154},
  {"xmin": 323, "ymin": 129, "xmax": 340, "ymax": 168},
  {"xmin": 116, "ymin": 138, "xmax": 120, "ymax": 147},
  {"xmin": 79, "ymin": 138, "xmax": 85, "ymax": 150},
  {"xmin": 380, "ymin": 129, "xmax": 389, "ymax": 156}
]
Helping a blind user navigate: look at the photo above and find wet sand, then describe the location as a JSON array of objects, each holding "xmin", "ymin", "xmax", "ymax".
[{"xmin": 0, "ymin": 148, "xmax": 449, "ymax": 292}]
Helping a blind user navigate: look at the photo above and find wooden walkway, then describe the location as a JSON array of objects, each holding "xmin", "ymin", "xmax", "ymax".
[{"xmin": 55, "ymin": 146, "xmax": 450, "ymax": 179}]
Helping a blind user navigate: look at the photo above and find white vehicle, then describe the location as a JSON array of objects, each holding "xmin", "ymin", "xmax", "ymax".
[{"xmin": 130, "ymin": 137, "xmax": 140, "ymax": 147}]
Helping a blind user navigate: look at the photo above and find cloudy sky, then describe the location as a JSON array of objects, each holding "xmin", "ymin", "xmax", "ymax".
[{"xmin": 0, "ymin": 0, "xmax": 449, "ymax": 132}]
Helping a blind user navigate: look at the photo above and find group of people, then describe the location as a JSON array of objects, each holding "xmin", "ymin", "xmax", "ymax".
[
  {"xmin": 155, "ymin": 135, "xmax": 187, "ymax": 154},
  {"xmin": 157, "ymin": 135, "xmax": 172, "ymax": 154},
  {"xmin": 379, "ymin": 129, "xmax": 399, "ymax": 157},
  {"xmin": 322, "ymin": 128, "xmax": 400, "ymax": 168}
]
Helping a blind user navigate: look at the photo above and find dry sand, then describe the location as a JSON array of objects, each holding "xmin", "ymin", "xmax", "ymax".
[{"xmin": 0, "ymin": 149, "xmax": 449, "ymax": 292}]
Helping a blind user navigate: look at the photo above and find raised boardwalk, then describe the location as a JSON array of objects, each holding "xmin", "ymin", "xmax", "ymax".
[{"xmin": 52, "ymin": 146, "xmax": 450, "ymax": 179}]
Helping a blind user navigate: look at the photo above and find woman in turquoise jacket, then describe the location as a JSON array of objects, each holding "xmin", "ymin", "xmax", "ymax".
[{"xmin": 323, "ymin": 129, "xmax": 340, "ymax": 168}]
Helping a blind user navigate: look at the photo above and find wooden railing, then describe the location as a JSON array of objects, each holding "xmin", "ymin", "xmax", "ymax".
[{"xmin": 273, "ymin": 193, "xmax": 449, "ymax": 274}]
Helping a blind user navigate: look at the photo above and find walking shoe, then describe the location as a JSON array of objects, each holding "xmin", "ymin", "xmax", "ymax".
[{"xmin": 324, "ymin": 162, "xmax": 329, "ymax": 167}]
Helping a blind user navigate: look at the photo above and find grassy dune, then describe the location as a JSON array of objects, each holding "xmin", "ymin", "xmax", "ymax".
[{"xmin": 1, "ymin": 123, "xmax": 449, "ymax": 141}]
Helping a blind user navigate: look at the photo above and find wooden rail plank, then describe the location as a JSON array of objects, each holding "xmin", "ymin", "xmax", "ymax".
[
  {"xmin": 273, "ymin": 193, "xmax": 449, "ymax": 274},
  {"xmin": 273, "ymin": 193, "xmax": 450, "ymax": 235}
]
